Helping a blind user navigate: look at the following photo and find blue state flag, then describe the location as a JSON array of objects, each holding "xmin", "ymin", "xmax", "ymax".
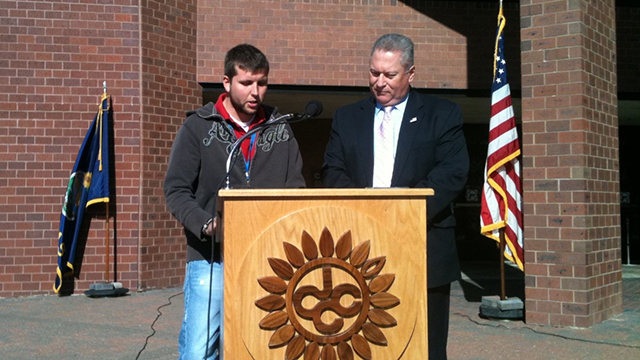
[{"xmin": 54, "ymin": 93, "xmax": 111, "ymax": 293}]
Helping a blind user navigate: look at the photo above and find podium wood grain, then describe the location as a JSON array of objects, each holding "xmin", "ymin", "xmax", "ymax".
[{"xmin": 218, "ymin": 189, "xmax": 432, "ymax": 359}]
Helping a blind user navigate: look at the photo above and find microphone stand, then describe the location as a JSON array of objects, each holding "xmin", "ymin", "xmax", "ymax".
[{"xmin": 205, "ymin": 105, "xmax": 318, "ymax": 360}]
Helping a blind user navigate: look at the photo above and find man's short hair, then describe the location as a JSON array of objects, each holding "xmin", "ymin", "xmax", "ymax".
[
  {"xmin": 371, "ymin": 33, "xmax": 414, "ymax": 71},
  {"xmin": 224, "ymin": 44, "xmax": 270, "ymax": 79}
]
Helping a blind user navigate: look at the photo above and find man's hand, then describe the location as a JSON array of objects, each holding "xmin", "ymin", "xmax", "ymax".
[{"xmin": 203, "ymin": 217, "xmax": 217, "ymax": 236}]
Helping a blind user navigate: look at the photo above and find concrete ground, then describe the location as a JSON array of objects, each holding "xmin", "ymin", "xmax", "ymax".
[{"xmin": 1, "ymin": 262, "xmax": 639, "ymax": 360}]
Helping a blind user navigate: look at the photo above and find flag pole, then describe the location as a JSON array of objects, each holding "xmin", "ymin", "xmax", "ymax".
[
  {"xmin": 75, "ymin": 82, "xmax": 127, "ymax": 297},
  {"xmin": 496, "ymin": 0, "xmax": 507, "ymax": 302},
  {"xmin": 478, "ymin": 0, "xmax": 524, "ymax": 318},
  {"xmin": 498, "ymin": 0, "xmax": 509, "ymax": 304},
  {"xmin": 105, "ymin": 201, "xmax": 110, "ymax": 282},
  {"xmin": 103, "ymin": 81, "xmax": 110, "ymax": 283},
  {"xmin": 499, "ymin": 228, "xmax": 506, "ymax": 300}
]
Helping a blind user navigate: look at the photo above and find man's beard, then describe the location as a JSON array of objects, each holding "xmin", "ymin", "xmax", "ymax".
[{"xmin": 230, "ymin": 95, "xmax": 259, "ymax": 117}]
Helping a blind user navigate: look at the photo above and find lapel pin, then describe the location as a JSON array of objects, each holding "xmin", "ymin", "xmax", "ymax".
[{"xmin": 410, "ymin": 117, "xmax": 417, "ymax": 123}]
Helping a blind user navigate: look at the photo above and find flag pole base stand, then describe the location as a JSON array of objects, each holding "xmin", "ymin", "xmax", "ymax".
[
  {"xmin": 479, "ymin": 295, "xmax": 524, "ymax": 320},
  {"xmin": 84, "ymin": 282, "xmax": 129, "ymax": 298}
]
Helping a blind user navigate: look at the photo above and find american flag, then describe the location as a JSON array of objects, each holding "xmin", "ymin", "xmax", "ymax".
[{"xmin": 480, "ymin": 8, "xmax": 524, "ymax": 270}]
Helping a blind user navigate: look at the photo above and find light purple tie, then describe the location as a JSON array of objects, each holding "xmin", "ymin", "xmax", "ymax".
[{"xmin": 373, "ymin": 106, "xmax": 394, "ymax": 187}]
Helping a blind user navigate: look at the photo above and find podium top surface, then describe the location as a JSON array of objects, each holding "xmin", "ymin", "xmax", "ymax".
[{"xmin": 218, "ymin": 188, "xmax": 434, "ymax": 199}]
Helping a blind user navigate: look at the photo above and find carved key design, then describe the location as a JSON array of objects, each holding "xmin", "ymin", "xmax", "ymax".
[{"xmin": 255, "ymin": 227, "xmax": 400, "ymax": 359}]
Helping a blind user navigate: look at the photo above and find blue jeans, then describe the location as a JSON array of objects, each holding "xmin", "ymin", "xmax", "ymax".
[{"xmin": 178, "ymin": 260, "xmax": 223, "ymax": 360}]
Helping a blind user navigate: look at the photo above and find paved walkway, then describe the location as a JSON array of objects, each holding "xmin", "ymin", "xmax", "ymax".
[
  {"xmin": 1, "ymin": 262, "xmax": 639, "ymax": 359},
  {"xmin": 449, "ymin": 263, "xmax": 640, "ymax": 360}
]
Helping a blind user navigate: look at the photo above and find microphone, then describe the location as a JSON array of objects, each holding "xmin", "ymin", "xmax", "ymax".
[
  {"xmin": 301, "ymin": 99, "xmax": 323, "ymax": 119},
  {"xmin": 263, "ymin": 100, "xmax": 323, "ymax": 124},
  {"xmin": 223, "ymin": 100, "xmax": 323, "ymax": 189}
]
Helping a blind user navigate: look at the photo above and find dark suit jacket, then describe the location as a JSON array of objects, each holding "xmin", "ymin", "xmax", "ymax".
[{"xmin": 323, "ymin": 89, "xmax": 469, "ymax": 288}]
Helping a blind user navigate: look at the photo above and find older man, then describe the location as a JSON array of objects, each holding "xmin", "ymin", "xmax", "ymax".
[{"xmin": 323, "ymin": 33, "xmax": 469, "ymax": 360}]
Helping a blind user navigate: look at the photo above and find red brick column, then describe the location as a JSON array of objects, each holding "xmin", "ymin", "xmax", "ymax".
[
  {"xmin": 138, "ymin": 0, "xmax": 200, "ymax": 289},
  {"xmin": 0, "ymin": 0, "xmax": 199, "ymax": 296},
  {"xmin": 520, "ymin": 0, "xmax": 621, "ymax": 327},
  {"xmin": 0, "ymin": 0, "xmax": 144, "ymax": 296}
]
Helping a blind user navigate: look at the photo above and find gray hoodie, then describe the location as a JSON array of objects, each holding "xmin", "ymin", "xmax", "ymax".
[{"xmin": 164, "ymin": 101, "xmax": 305, "ymax": 262}]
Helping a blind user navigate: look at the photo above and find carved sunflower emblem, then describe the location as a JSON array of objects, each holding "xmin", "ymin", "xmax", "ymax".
[{"xmin": 255, "ymin": 227, "xmax": 400, "ymax": 360}]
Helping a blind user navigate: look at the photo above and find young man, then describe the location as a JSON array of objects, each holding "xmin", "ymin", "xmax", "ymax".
[
  {"xmin": 164, "ymin": 44, "xmax": 305, "ymax": 360},
  {"xmin": 323, "ymin": 33, "xmax": 469, "ymax": 360}
]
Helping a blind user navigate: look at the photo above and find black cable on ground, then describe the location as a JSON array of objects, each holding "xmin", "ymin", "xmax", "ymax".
[
  {"xmin": 453, "ymin": 311, "xmax": 640, "ymax": 349},
  {"xmin": 135, "ymin": 291, "xmax": 184, "ymax": 360}
]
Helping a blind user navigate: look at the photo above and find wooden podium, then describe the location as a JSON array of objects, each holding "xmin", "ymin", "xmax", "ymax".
[{"xmin": 217, "ymin": 188, "xmax": 433, "ymax": 359}]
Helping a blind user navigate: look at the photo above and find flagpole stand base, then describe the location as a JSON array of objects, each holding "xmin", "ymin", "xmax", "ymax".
[
  {"xmin": 479, "ymin": 295, "xmax": 524, "ymax": 320},
  {"xmin": 84, "ymin": 282, "xmax": 129, "ymax": 298}
]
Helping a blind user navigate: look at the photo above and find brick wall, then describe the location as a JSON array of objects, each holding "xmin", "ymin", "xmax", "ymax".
[
  {"xmin": 197, "ymin": 0, "xmax": 521, "ymax": 90},
  {"xmin": 521, "ymin": 0, "xmax": 621, "ymax": 327},
  {"xmin": 0, "ymin": 0, "xmax": 200, "ymax": 297},
  {"xmin": 0, "ymin": 0, "xmax": 142, "ymax": 297},
  {"xmin": 138, "ymin": 1, "xmax": 199, "ymax": 289},
  {"xmin": 0, "ymin": 1, "xmax": 633, "ymax": 318},
  {"xmin": 0, "ymin": 0, "xmax": 520, "ymax": 297}
]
